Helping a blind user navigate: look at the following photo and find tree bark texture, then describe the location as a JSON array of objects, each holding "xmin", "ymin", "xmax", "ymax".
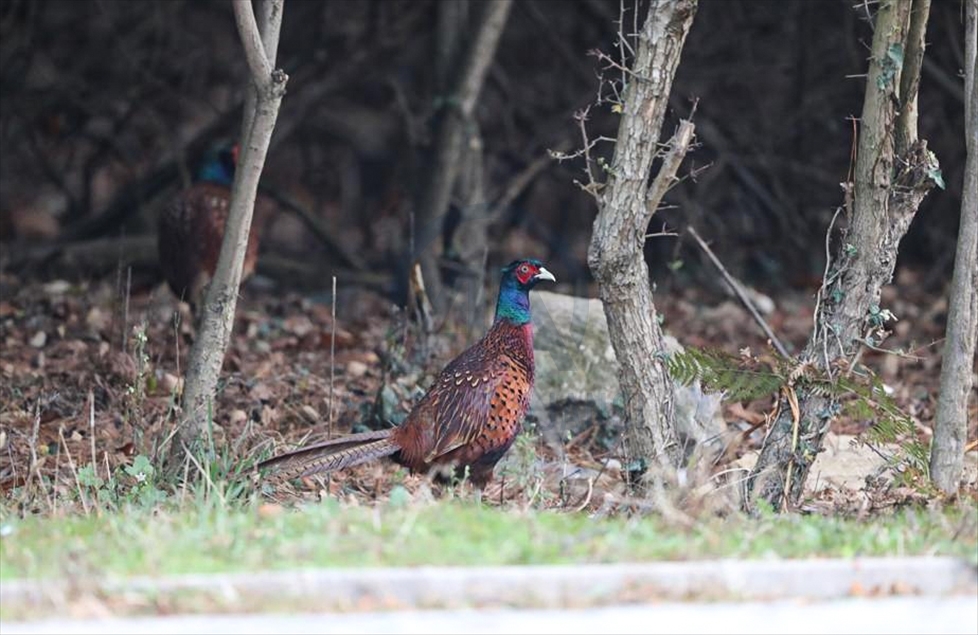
[
  {"xmin": 588, "ymin": 0, "xmax": 698, "ymax": 479},
  {"xmin": 931, "ymin": 0, "xmax": 978, "ymax": 495},
  {"xmin": 412, "ymin": 0, "xmax": 512, "ymax": 315},
  {"xmin": 747, "ymin": 0, "xmax": 940, "ymax": 511},
  {"xmin": 169, "ymin": 0, "xmax": 288, "ymax": 470}
]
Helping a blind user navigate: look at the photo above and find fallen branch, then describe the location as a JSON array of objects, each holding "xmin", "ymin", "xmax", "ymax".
[
  {"xmin": 258, "ymin": 186, "xmax": 368, "ymax": 271},
  {"xmin": 687, "ymin": 225, "xmax": 791, "ymax": 358}
]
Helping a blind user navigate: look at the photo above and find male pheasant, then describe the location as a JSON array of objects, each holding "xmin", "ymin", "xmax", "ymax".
[
  {"xmin": 258, "ymin": 258, "xmax": 556, "ymax": 490},
  {"xmin": 157, "ymin": 144, "xmax": 271, "ymax": 316}
]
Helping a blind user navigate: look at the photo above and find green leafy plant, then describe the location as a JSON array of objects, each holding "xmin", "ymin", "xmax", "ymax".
[
  {"xmin": 665, "ymin": 346, "xmax": 929, "ymax": 484},
  {"xmin": 75, "ymin": 454, "xmax": 166, "ymax": 510}
]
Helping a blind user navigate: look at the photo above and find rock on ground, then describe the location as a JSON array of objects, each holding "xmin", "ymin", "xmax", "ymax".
[{"xmin": 530, "ymin": 291, "xmax": 725, "ymax": 458}]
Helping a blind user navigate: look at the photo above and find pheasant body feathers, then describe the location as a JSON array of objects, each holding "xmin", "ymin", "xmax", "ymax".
[
  {"xmin": 157, "ymin": 145, "xmax": 271, "ymax": 314},
  {"xmin": 258, "ymin": 259, "xmax": 556, "ymax": 490}
]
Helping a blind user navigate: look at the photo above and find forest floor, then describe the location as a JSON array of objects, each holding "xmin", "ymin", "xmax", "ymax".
[
  {"xmin": 0, "ymin": 263, "xmax": 975, "ymax": 517},
  {"xmin": 1, "ymin": 263, "xmax": 977, "ymax": 621}
]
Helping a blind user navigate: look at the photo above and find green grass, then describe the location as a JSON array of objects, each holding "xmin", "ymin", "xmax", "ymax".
[{"xmin": 2, "ymin": 497, "xmax": 975, "ymax": 582}]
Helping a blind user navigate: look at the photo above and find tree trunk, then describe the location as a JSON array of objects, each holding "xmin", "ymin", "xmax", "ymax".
[
  {"xmin": 438, "ymin": 0, "xmax": 491, "ymax": 330},
  {"xmin": 588, "ymin": 0, "xmax": 698, "ymax": 482},
  {"xmin": 167, "ymin": 0, "xmax": 288, "ymax": 472},
  {"xmin": 931, "ymin": 0, "xmax": 978, "ymax": 495},
  {"xmin": 412, "ymin": 0, "xmax": 511, "ymax": 315},
  {"xmin": 747, "ymin": 0, "xmax": 940, "ymax": 511}
]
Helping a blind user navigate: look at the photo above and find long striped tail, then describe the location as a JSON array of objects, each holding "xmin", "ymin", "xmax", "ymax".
[{"xmin": 257, "ymin": 429, "xmax": 399, "ymax": 484}]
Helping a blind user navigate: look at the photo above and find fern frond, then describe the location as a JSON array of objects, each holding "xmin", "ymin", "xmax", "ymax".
[{"xmin": 666, "ymin": 347, "xmax": 785, "ymax": 403}]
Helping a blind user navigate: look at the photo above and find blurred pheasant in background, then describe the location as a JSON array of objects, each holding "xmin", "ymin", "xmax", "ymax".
[
  {"xmin": 258, "ymin": 258, "xmax": 556, "ymax": 492},
  {"xmin": 157, "ymin": 143, "xmax": 271, "ymax": 317}
]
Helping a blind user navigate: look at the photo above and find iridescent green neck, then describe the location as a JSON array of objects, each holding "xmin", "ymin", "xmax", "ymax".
[
  {"xmin": 197, "ymin": 156, "xmax": 235, "ymax": 186},
  {"xmin": 494, "ymin": 280, "xmax": 531, "ymax": 325}
]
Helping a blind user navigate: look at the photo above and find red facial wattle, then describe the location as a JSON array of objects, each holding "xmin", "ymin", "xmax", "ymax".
[{"xmin": 514, "ymin": 262, "xmax": 537, "ymax": 285}]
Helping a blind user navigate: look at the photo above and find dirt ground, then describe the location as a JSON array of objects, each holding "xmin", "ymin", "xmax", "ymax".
[{"xmin": 0, "ymin": 263, "xmax": 975, "ymax": 514}]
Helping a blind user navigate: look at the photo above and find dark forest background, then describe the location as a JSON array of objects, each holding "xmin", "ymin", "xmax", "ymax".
[{"xmin": 0, "ymin": 0, "xmax": 968, "ymax": 303}]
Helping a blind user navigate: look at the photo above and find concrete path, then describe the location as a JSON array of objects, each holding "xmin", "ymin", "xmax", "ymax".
[
  {"xmin": 3, "ymin": 557, "xmax": 975, "ymax": 610},
  {"xmin": 2, "ymin": 557, "xmax": 975, "ymax": 633},
  {"xmin": 3, "ymin": 597, "xmax": 977, "ymax": 635}
]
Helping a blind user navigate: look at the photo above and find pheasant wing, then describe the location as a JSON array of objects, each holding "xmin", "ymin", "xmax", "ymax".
[{"xmin": 421, "ymin": 348, "xmax": 514, "ymax": 463}]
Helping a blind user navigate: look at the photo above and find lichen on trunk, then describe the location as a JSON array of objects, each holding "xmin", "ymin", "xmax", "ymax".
[{"xmin": 746, "ymin": 0, "xmax": 940, "ymax": 511}]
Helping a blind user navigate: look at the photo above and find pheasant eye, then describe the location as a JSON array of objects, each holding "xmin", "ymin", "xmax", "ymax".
[{"xmin": 519, "ymin": 265, "xmax": 529, "ymax": 273}]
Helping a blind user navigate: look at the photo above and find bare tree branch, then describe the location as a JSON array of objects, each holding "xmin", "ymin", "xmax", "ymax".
[
  {"xmin": 234, "ymin": 0, "xmax": 274, "ymax": 83},
  {"xmin": 257, "ymin": 0, "xmax": 283, "ymax": 69},
  {"xmin": 413, "ymin": 0, "xmax": 513, "ymax": 314},
  {"xmin": 646, "ymin": 119, "xmax": 696, "ymax": 216},
  {"xmin": 896, "ymin": 0, "xmax": 931, "ymax": 153},
  {"xmin": 687, "ymin": 225, "xmax": 791, "ymax": 358}
]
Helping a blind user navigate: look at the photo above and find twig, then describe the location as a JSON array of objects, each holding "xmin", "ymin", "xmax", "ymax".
[
  {"xmin": 410, "ymin": 262, "xmax": 435, "ymax": 335},
  {"xmin": 574, "ymin": 476, "xmax": 595, "ymax": 512},
  {"xmin": 88, "ymin": 390, "xmax": 97, "ymax": 480},
  {"xmin": 60, "ymin": 426, "xmax": 89, "ymax": 516},
  {"xmin": 815, "ymin": 205, "xmax": 844, "ymax": 377},
  {"xmin": 122, "ymin": 266, "xmax": 132, "ymax": 353},
  {"xmin": 27, "ymin": 402, "xmax": 41, "ymax": 495},
  {"xmin": 259, "ymin": 186, "xmax": 368, "ymax": 271},
  {"xmin": 687, "ymin": 225, "xmax": 791, "ymax": 359},
  {"xmin": 645, "ymin": 117, "xmax": 697, "ymax": 216},
  {"xmin": 575, "ymin": 106, "xmax": 600, "ymax": 197},
  {"xmin": 780, "ymin": 386, "xmax": 801, "ymax": 512},
  {"xmin": 182, "ymin": 440, "xmax": 223, "ymax": 506},
  {"xmin": 487, "ymin": 149, "xmax": 559, "ymax": 224},
  {"xmin": 328, "ymin": 275, "xmax": 337, "ymax": 441},
  {"xmin": 174, "ymin": 309, "xmax": 182, "ymax": 379}
]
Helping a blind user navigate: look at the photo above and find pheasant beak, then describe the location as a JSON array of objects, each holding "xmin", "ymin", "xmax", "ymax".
[{"xmin": 533, "ymin": 267, "xmax": 556, "ymax": 283}]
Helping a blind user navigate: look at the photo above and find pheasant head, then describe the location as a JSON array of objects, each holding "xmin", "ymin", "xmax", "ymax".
[
  {"xmin": 494, "ymin": 258, "xmax": 556, "ymax": 325},
  {"xmin": 196, "ymin": 143, "xmax": 239, "ymax": 186}
]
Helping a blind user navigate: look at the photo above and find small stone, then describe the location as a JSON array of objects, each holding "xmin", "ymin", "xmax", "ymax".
[
  {"xmin": 42, "ymin": 280, "xmax": 71, "ymax": 295},
  {"xmin": 29, "ymin": 331, "xmax": 46, "ymax": 348},
  {"xmin": 229, "ymin": 409, "xmax": 248, "ymax": 427},
  {"xmin": 161, "ymin": 373, "xmax": 183, "ymax": 395},
  {"xmin": 86, "ymin": 307, "xmax": 110, "ymax": 332},
  {"xmin": 346, "ymin": 360, "xmax": 368, "ymax": 377},
  {"xmin": 282, "ymin": 315, "xmax": 315, "ymax": 337},
  {"xmin": 300, "ymin": 404, "xmax": 320, "ymax": 423},
  {"xmin": 362, "ymin": 351, "xmax": 381, "ymax": 365},
  {"xmin": 250, "ymin": 382, "xmax": 274, "ymax": 402}
]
